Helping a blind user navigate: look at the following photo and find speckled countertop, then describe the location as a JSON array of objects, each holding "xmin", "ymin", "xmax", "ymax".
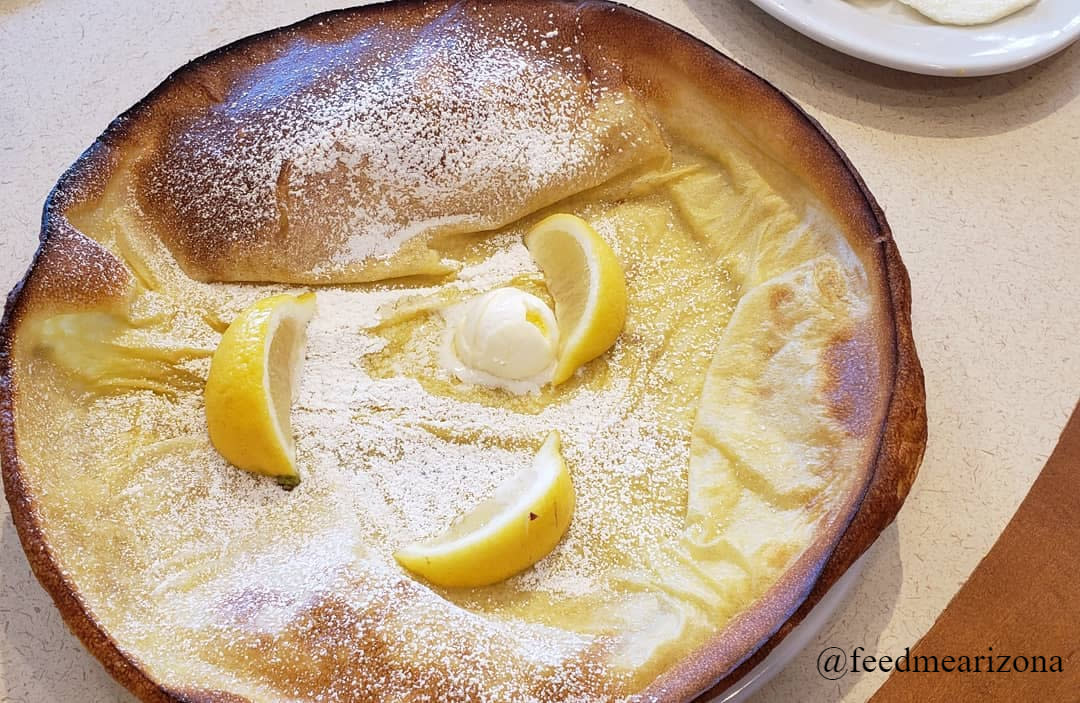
[{"xmin": 1, "ymin": 2, "xmax": 1077, "ymax": 702}]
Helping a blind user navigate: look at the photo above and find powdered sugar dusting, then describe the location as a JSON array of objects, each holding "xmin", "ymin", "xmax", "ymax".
[{"xmin": 143, "ymin": 6, "xmax": 652, "ymax": 282}]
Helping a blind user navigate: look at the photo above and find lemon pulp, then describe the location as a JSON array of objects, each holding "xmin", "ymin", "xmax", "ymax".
[
  {"xmin": 525, "ymin": 213, "xmax": 628, "ymax": 385},
  {"xmin": 204, "ymin": 292, "xmax": 316, "ymax": 485},
  {"xmin": 394, "ymin": 431, "xmax": 575, "ymax": 588}
]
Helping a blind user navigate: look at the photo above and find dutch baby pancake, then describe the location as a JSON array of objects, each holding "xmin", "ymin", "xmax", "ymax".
[{"xmin": 1, "ymin": 1, "xmax": 926, "ymax": 701}]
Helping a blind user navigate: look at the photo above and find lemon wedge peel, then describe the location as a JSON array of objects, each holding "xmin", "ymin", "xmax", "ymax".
[
  {"xmin": 394, "ymin": 431, "xmax": 575, "ymax": 588},
  {"xmin": 204, "ymin": 292, "xmax": 315, "ymax": 486},
  {"xmin": 525, "ymin": 213, "xmax": 627, "ymax": 385}
]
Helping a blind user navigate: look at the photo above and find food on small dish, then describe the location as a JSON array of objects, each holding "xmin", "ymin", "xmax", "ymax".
[{"xmin": 895, "ymin": 0, "xmax": 1037, "ymax": 25}]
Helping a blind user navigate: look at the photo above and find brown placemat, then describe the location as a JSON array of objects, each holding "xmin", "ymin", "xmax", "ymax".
[{"xmin": 870, "ymin": 401, "xmax": 1080, "ymax": 702}]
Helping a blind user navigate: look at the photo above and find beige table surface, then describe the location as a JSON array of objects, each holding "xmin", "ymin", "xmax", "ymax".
[{"xmin": 1, "ymin": 1, "xmax": 1077, "ymax": 701}]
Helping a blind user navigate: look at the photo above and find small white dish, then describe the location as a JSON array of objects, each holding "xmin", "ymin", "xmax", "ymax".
[
  {"xmin": 708, "ymin": 551, "xmax": 868, "ymax": 702},
  {"xmin": 745, "ymin": 0, "xmax": 1080, "ymax": 76}
]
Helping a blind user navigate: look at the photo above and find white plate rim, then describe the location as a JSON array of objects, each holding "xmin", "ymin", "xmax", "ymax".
[
  {"xmin": 745, "ymin": 0, "xmax": 1080, "ymax": 76},
  {"xmin": 706, "ymin": 551, "xmax": 869, "ymax": 702}
]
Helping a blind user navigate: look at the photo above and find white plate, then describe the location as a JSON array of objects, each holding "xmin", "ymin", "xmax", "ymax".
[
  {"xmin": 708, "ymin": 552, "xmax": 868, "ymax": 702},
  {"xmin": 745, "ymin": 0, "xmax": 1080, "ymax": 76}
]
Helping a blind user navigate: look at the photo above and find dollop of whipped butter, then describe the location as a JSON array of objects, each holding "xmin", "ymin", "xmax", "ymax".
[{"xmin": 441, "ymin": 287, "xmax": 559, "ymax": 394}]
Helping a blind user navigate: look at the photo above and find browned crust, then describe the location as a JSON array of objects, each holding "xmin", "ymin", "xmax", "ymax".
[{"xmin": 0, "ymin": 2, "xmax": 926, "ymax": 702}]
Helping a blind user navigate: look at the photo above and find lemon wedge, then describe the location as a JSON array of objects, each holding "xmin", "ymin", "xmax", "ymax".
[
  {"xmin": 204, "ymin": 292, "xmax": 315, "ymax": 486},
  {"xmin": 525, "ymin": 213, "xmax": 627, "ymax": 385},
  {"xmin": 394, "ymin": 431, "xmax": 575, "ymax": 588}
]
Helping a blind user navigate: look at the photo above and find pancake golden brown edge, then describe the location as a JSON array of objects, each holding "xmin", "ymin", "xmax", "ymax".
[{"xmin": 0, "ymin": 2, "xmax": 927, "ymax": 701}]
